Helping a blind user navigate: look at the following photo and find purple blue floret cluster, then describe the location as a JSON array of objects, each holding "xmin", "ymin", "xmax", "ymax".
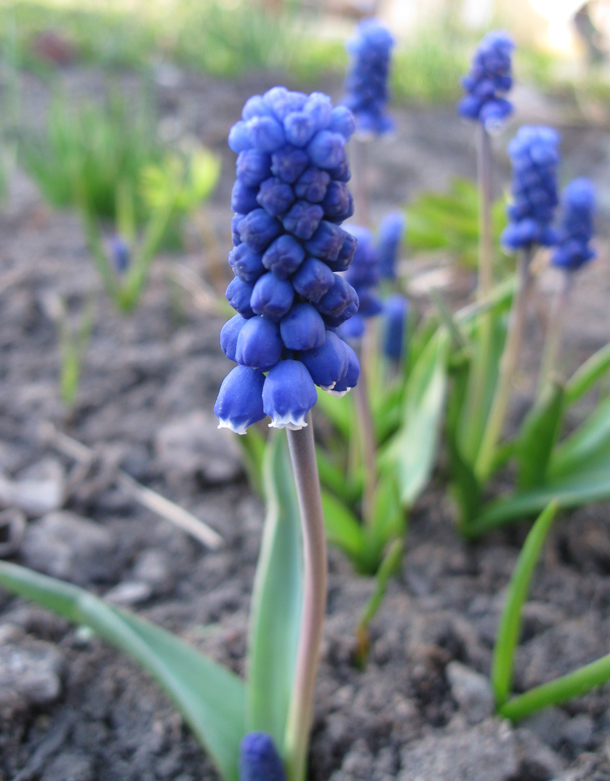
[
  {"xmin": 458, "ymin": 30, "xmax": 514, "ymax": 130},
  {"xmin": 377, "ymin": 210, "xmax": 405, "ymax": 280},
  {"xmin": 338, "ymin": 226, "xmax": 382, "ymax": 340},
  {"xmin": 240, "ymin": 733, "xmax": 286, "ymax": 781},
  {"xmin": 343, "ymin": 18, "xmax": 395, "ymax": 136},
  {"xmin": 501, "ymin": 125, "xmax": 560, "ymax": 251},
  {"xmin": 215, "ymin": 87, "xmax": 362, "ymax": 434},
  {"xmin": 552, "ymin": 178, "xmax": 596, "ymax": 272}
]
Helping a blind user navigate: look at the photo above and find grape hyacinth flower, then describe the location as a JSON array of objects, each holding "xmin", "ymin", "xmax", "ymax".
[
  {"xmin": 551, "ymin": 178, "xmax": 596, "ymax": 272},
  {"xmin": 108, "ymin": 234, "xmax": 130, "ymax": 274},
  {"xmin": 501, "ymin": 126, "xmax": 560, "ymax": 251},
  {"xmin": 337, "ymin": 226, "xmax": 382, "ymax": 341},
  {"xmin": 382, "ymin": 294, "xmax": 409, "ymax": 362},
  {"xmin": 215, "ymin": 87, "xmax": 361, "ymax": 434},
  {"xmin": 343, "ymin": 18, "xmax": 395, "ymax": 136},
  {"xmin": 240, "ymin": 733, "xmax": 286, "ymax": 781},
  {"xmin": 458, "ymin": 30, "xmax": 515, "ymax": 131},
  {"xmin": 378, "ymin": 211, "xmax": 405, "ymax": 281}
]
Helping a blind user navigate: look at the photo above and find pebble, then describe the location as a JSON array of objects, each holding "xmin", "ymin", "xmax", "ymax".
[
  {"xmin": 515, "ymin": 728, "xmax": 566, "ymax": 780},
  {"xmin": 20, "ymin": 511, "xmax": 115, "ymax": 585},
  {"xmin": 560, "ymin": 714, "xmax": 595, "ymax": 749},
  {"xmin": 0, "ymin": 459, "xmax": 65, "ymax": 518},
  {"xmin": 0, "ymin": 632, "xmax": 63, "ymax": 708},
  {"xmin": 398, "ymin": 719, "xmax": 519, "ymax": 781},
  {"xmin": 446, "ymin": 661, "xmax": 494, "ymax": 724},
  {"xmin": 155, "ymin": 410, "xmax": 243, "ymax": 485}
]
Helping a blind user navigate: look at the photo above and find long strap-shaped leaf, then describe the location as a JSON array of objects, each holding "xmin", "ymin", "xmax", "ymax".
[
  {"xmin": 0, "ymin": 561, "xmax": 245, "ymax": 781},
  {"xmin": 247, "ymin": 433, "xmax": 303, "ymax": 755}
]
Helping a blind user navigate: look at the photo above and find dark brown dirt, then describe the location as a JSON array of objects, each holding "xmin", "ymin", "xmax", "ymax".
[{"xmin": 1, "ymin": 65, "xmax": 610, "ymax": 780}]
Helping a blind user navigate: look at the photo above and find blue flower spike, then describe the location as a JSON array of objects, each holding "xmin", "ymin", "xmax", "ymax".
[
  {"xmin": 343, "ymin": 18, "xmax": 396, "ymax": 137},
  {"xmin": 383, "ymin": 294, "xmax": 409, "ymax": 362},
  {"xmin": 240, "ymin": 732, "xmax": 286, "ymax": 781},
  {"xmin": 377, "ymin": 210, "xmax": 405, "ymax": 280},
  {"xmin": 501, "ymin": 126, "xmax": 560, "ymax": 252},
  {"xmin": 552, "ymin": 178, "xmax": 596, "ymax": 273},
  {"xmin": 458, "ymin": 30, "xmax": 515, "ymax": 132},
  {"xmin": 337, "ymin": 225, "xmax": 382, "ymax": 341},
  {"xmin": 216, "ymin": 87, "xmax": 362, "ymax": 433},
  {"xmin": 109, "ymin": 234, "xmax": 130, "ymax": 274}
]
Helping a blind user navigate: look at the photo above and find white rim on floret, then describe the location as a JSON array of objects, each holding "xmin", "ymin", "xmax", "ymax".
[
  {"xmin": 217, "ymin": 419, "xmax": 249, "ymax": 435},
  {"xmin": 326, "ymin": 385, "xmax": 354, "ymax": 398},
  {"xmin": 268, "ymin": 412, "xmax": 309, "ymax": 430}
]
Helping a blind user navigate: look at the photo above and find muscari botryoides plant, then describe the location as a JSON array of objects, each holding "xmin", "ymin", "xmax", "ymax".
[
  {"xmin": 442, "ymin": 34, "xmax": 610, "ymax": 536},
  {"xmin": 0, "ymin": 86, "xmax": 364, "ymax": 781}
]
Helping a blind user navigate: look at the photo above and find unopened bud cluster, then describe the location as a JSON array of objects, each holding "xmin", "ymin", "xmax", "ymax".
[{"xmin": 458, "ymin": 30, "xmax": 514, "ymax": 130}]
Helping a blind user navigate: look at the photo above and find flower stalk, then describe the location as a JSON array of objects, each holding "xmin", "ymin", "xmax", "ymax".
[
  {"xmin": 536, "ymin": 271, "xmax": 572, "ymax": 400},
  {"xmin": 285, "ymin": 415, "xmax": 327, "ymax": 781},
  {"xmin": 476, "ymin": 246, "xmax": 533, "ymax": 481}
]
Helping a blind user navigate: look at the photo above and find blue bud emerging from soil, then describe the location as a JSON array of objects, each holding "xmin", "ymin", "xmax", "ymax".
[
  {"xmin": 109, "ymin": 235, "xmax": 130, "ymax": 274},
  {"xmin": 343, "ymin": 18, "xmax": 396, "ymax": 136},
  {"xmin": 218, "ymin": 87, "xmax": 362, "ymax": 432},
  {"xmin": 551, "ymin": 178, "xmax": 596, "ymax": 272},
  {"xmin": 239, "ymin": 732, "xmax": 286, "ymax": 781},
  {"xmin": 458, "ymin": 30, "xmax": 514, "ymax": 131},
  {"xmin": 501, "ymin": 126, "xmax": 560, "ymax": 251}
]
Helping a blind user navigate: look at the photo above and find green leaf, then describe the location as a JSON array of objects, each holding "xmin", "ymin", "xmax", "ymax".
[
  {"xmin": 565, "ymin": 342, "xmax": 610, "ymax": 406},
  {"xmin": 550, "ymin": 394, "xmax": 610, "ymax": 478},
  {"xmin": 362, "ymin": 472, "xmax": 406, "ymax": 573},
  {"xmin": 321, "ymin": 489, "xmax": 365, "ymax": 562},
  {"xmin": 492, "ymin": 501, "xmax": 559, "ymax": 707},
  {"xmin": 247, "ymin": 433, "xmax": 302, "ymax": 755},
  {"xmin": 315, "ymin": 388, "xmax": 352, "ymax": 440},
  {"xmin": 316, "ymin": 447, "xmax": 359, "ymax": 506},
  {"xmin": 381, "ymin": 333, "xmax": 449, "ymax": 508},
  {"xmin": 515, "ymin": 381, "xmax": 565, "ymax": 490},
  {"xmin": 447, "ymin": 432, "xmax": 482, "ymax": 529},
  {"xmin": 0, "ymin": 561, "xmax": 245, "ymax": 781},
  {"xmin": 466, "ymin": 455, "xmax": 610, "ymax": 538}
]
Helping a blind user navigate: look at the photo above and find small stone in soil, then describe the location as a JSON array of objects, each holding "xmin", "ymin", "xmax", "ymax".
[
  {"xmin": 514, "ymin": 728, "xmax": 566, "ymax": 780},
  {"xmin": 398, "ymin": 718, "xmax": 519, "ymax": 781},
  {"xmin": 20, "ymin": 510, "xmax": 116, "ymax": 585},
  {"xmin": 560, "ymin": 714, "xmax": 595, "ymax": 750},
  {"xmin": 446, "ymin": 661, "xmax": 494, "ymax": 724},
  {"xmin": 0, "ymin": 632, "xmax": 63, "ymax": 709}
]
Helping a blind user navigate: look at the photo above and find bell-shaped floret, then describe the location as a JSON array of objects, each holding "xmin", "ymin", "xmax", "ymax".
[
  {"xmin": 235, "ymin": 316, "xmax": 283, "ymax": 371},
  {"xmin": 247, "ymin": 115, "xmax": 286, "ymax": 153},
  {"xmin": 238, "ymin": 209, "xmax": 282, "ymax": 252},
  {"xmin": 294, "ymin": 167, "xmax": 331, "ymax": 203},
  {"xmin": 284, "ymin": 111, "xmax": 316, "ymax": 147},
  {"xmin": 316, "ymin": 275, "xmax": 359, "ymax": 318},
  {"xmin": 307, "ymin": 131, "xmax": 346, "ymax": 170},
  {"xmin": 231, "ymin": 180, "xmax": 259, "ymax": 214},
  {"xmin": 242, "ymin": 95, "xmax": 273, "ymax": 121},
  {"xmin": 226, "ymin": 277, "xmax": 255, "ymax": 317},
  {"xmin": 337, "ymin": 312, "xmax": 365, "ymax": 341},
  {"xmin": 304, "ymin": 222, "xmax": 349, "ymax": 262},
  {"xmin": 328, "ymin": 341, "xmax": 360, "ymax": 396},
  {"xmin": 250, "ymin": 272, "xmax": 294, "ymax": 321},
  {"xmin": 228, "ymin": 121, "xmax": 251, "ymax": 153},
  {"xmin": 280, "ymin": 303, "xmax": 326, "ymax": 350},
  {"xmin": 257, "ymin": 177, "xmax": 296, "ymax": 217},
  {"xmin": 215, "ymin": 366, "xmax": 266, "ymax": 434},
  {"xmin": 271, "ymin": 146, "xmax": 309, "ymax": 183},
  {"xmin": 220, "ymin": 313, "xmax": 248, "ymax": 361},
  {"xmin": 229, "ymin": 244, "xmax": 265, "ymax": 283},
  {"xmin": 262, "ymin": 234, "xmax": 306, "ymax": 278},
  {"xmin": 300, "ymin": 331, "xmax": 349, "ymax": 390},
  {"xmin": 329, "ymin": 106, "xmax": 356, "ymax": 139},
  {"xmin": 236, "ymin": 150, "xmax": 272, "ymax": 188},
  {"xmin": 303, "ymin": 92, "xmax": 333, "ymax": 131},
  {"xmin": 327, "ymin": 232, "xmax": 357, "ymax": 270},
  {"xmin": 263, "ymin": 86, "xmax": 307, "ymax": 120},
  {"xmin": 322, "ymin": 181, "xmax": 354, "ymax": 223},
  {"xmin": 292, "ymin": 258, "xmax": 335, "ymax": 302},
  {"xmin": 382, "ymin": 294, "xmax": 409, "ymax": 361},
  {"xmin": 282, "ymin": 201, "xmax": 324, "ymax": 240},
  {"xmin": 262, "ymin": 360, "xmax": 318, "ymax": 430}
]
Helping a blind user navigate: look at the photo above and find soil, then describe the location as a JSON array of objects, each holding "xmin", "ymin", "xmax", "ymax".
[{"xmin": 1, "ymin": 65, "xmax": 610, "ymax": 780}]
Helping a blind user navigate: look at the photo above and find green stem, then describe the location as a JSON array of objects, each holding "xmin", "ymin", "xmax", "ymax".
[
  {"xmin": 477, "ymin": 124, "xmax": 494, "ymax": 299},
  {"xmin": 475, "ymin": 247, "xmax": 534, "ymax": 481},
  {"xmin": 536, "ymin": 271, "xmax": 572, "ymax": 401},
  {"xmin": 354, "ymin": 335, "xmax": 377, "ymax": 525},
  {"xmin": 285, "ymin": 416, "xmax": 327, "ymax": 781},
  {"xmin": 500, "ymin": 651, "xmax": 610, "ymax": 721}
]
